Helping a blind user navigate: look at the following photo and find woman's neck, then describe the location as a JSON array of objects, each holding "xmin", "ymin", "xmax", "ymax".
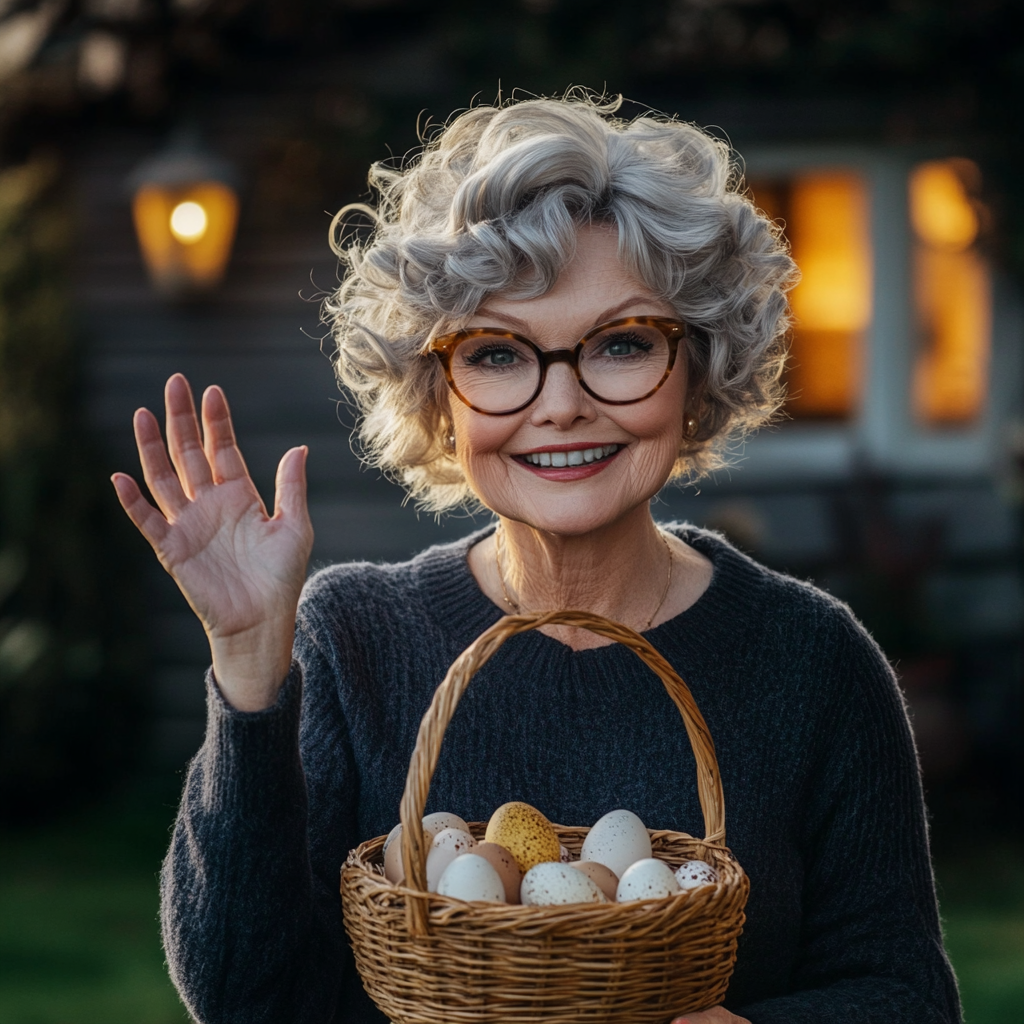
[{"xmin": 467, "ymin": 507, "xmax": 713, "ymax": 650}]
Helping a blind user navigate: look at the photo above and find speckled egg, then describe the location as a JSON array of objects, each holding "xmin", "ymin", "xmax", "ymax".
[
  {"xmin": 471, "ymin": 842, "xmax": 523, "ymax": 904},
  {"xmin": 616, "ymin": 858, "xmax": 682, "ymax": 902},
  {"xmin": 422, "ymin": 811, "xmax": 470, "ymax": 837},
  {"xmin": 559, "ymin": 844, "xmax": 573, "ymax": 863},
  {"xmin": 570, "ymin": 860, "xmax": 620, "ymax": 901},
  {"xmin": 431, "ymin": 827, "xmax": 476, "ymax": 856},
  {"xmin": 674, "ymin": 859, "xmax": 719, "ymax": 890},
  {"xmin": 485, "ymin": 802, "xmax": 561, "ymax": 874},
  {"xmin": 580, "ymin": 810, "xmax": 652, "ymax": 879},
  {"xmin": 437, "ymin": 854, "xmax": 506, "ymax": 903},
  {"xmin": 521, "ymin": 862, "xmax": 609, "ymax": 906}
]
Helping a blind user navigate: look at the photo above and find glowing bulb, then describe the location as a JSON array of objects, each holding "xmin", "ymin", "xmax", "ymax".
[{"xmin": 169, "ymin": 200, "xmax": 208, "ymax": 243}]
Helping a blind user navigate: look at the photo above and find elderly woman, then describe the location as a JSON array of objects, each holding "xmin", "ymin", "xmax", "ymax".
[{"xmin": 113, "ymin": 96, "xmax": 960, "ymax": 1024}]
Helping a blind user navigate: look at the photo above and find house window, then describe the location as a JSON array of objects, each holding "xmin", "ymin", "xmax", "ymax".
[
  {"xmin": 909, "ymin": 160, "xmax": 991, "ymax": 427},
  {"xmin": 750, "ymin": 172, "xmax": 873, "ymax": 420}
]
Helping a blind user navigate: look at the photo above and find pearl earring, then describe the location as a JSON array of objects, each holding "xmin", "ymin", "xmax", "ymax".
[{"xmin": 684, "ymin": 416, "xmax": 699, "ymax": 438}]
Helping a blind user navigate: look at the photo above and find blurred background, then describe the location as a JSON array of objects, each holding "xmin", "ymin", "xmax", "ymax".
[{"xmin": 0, "ymin": 1, "xmax": 1022, "ymax": 1021}]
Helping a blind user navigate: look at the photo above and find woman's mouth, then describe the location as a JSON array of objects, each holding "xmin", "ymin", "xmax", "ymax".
[{"xmin": 513, "ymin": 443, "xmax": 623, "ymax": 480}]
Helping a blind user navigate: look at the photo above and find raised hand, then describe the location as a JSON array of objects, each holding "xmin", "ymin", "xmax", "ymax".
[{"xmin": 112, "ymin": 374, "xmax": 314, "ymax": 711}]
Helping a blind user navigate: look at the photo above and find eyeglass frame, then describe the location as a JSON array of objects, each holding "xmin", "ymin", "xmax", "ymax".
[{"xmin": 428, "ymin": 315, "xmax": 688, "ymax": 416}]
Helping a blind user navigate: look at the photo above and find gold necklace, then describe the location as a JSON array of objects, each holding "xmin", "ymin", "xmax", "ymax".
[{"xmin": 494, "ymin": 525, "xmax": 674, "ymax": 631}]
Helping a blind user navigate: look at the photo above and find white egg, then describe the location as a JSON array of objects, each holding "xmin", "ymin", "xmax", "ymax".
[
  {"xmin": 437, "ymin": 854, "xmax": 506, "ymax": 902},
  {"xmin": 674, "ymin": 859, "xmax": 719, "ymax": 890},
  {"xmin": 559, "ymin": 844, "xmax": 573, "ymax": 863},
  {"xmin": 616, "ymin": 858, "xmax": 682, "ymax": 902},
  {"xmin": 581, "ymin": 810, "xmax": 652, "ymax": 879},
  {"xmin": 426, "ymin": 844, "xmax": 460, "ymax": 893},
  {"xmin": 521, "ymin": 862, "xmax": 609, "ymax": 906},
  {"xmin": 422, "ymin": 811, "xmax": 470, "ymax": 836}
]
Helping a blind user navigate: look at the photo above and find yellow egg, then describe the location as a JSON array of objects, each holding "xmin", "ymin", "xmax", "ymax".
[{"xmin": 485, "ymin": 801, "xmax": 561, "ymax": 874}]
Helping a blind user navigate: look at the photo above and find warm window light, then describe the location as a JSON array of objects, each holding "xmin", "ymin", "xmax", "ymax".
[
  {"xmin": 752, "ymin": 172, "xmax": 872, "ymax": 418},
  {"xmin": 128, "ymin": 131, "xmax": 239, "ymax": 298},
  {"xmin": 909, "ymin": 160, "xmax": 990, "ymax": 426},
  {"xmin": 169, "ymin": 200, "xmax": 209, "ymax": 243}
]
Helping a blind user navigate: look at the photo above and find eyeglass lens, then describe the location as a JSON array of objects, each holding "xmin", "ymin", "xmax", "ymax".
[{"xmin": 449, "ymin": 323, "xmax": 672, "ymax": 414}]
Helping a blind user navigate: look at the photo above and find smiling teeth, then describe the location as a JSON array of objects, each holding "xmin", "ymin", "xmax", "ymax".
[{"xmin": 525, "ymin": 444, "xmax": 620, "ymax": 467}]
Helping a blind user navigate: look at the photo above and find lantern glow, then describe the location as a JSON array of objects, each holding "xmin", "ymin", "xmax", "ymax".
[{"xmin": 129, "ymin": 133, "xmax": 240, "ymax": 298}]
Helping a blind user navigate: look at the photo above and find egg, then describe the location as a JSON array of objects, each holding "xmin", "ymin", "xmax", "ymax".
[
  {"xmin": 570, "ymin": 860, "xmax": 620, "ymax": 901},
  {"xmin": 616, "ymin": 858, "xmax": 682, "ymax": 902},
  {"xmin": 559, "ymin": 844, "xmax": 573, "ymax": 863},
  {"xmin": 383, "ymin": 824, "xmax": 432, "ymax": 885},
  {"xmin": 437, "ymin": 854, "xmax": 506, "ymax": 902},
  {"xmin": 521, "ymin": 862, "xmax": 609, "ymax": 906},
  {"xmin": 382, "ymin": 823, "xmax": 403, "ymax": 861},
  {"xmin": 580, "ymin": 809, "xmax": 652, "ymax": 879},
  {"xmin": 422, "ymin": 811, "xmax": 470, "ymax": 836},
  {"xmin": 485, "ymin": 802, "xmax": 561, "ymax": 874},
  {"xmin": 425, "ymin": 845, "xmax": 460, "ymax": 892},
  {"xmin": 431, "ymin": 827, "xmax": 476, "ymax": 856},
  {"xmin": 674, "ymin": 859, "xmax": 719, "ymax": 890},
  {"xmin": 471, "ymin": 842, "xmax": 523, "ymax": 903}
]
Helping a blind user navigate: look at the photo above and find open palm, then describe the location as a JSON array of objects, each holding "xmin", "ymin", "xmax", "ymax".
[{"xmin": 112, "ymin": 374, "xmax": 313, "ymax": 709}]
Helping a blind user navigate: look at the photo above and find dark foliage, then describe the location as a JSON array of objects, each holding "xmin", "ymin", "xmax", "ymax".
[{"xmin": 0, "ymin": 159, "xmax": 148, "ymax": 823}]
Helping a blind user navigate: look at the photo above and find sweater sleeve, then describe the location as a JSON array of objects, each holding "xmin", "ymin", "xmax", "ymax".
[
  {"xmin": 732, "ymin": 610, "xmax": 962, "ymax": 1024},
  {"xmin": 160, "ymin": 609, "xmax": 360, "ymax": 1024}
]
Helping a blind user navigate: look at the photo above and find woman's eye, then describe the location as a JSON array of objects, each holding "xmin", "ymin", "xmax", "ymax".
[
  {"xmin": 465, "ymin": 345, "xmax": 520, "ymax": 367},
  {"xmin": 599, "ymin": 332, "xmax": 654, "ymax": 357}
]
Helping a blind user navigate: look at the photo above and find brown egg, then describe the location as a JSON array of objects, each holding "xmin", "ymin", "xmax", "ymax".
[
  {"xmin": 383, "ymin": 825, "xmax": 431, "ymax": 885},
  {"xmin": 472, "ymin": 842, "xmax": 524, "ymax": 904},
  {"xmin": 570, "ymin": 860, "xmax": 620, "ymax": 901}
]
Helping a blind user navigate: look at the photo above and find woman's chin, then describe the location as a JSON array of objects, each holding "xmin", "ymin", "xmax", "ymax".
[{"xmin": 494, "ymin": 493, "xmax": 655, "ymax": 538}]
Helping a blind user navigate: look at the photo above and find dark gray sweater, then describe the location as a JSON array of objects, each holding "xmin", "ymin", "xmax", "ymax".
[{"xmin": 161, "ymin": 525, "xmax": 962, "ymax": 1024}]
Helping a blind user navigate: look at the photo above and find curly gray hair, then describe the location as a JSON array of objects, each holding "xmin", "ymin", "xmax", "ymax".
[{"xmin": 325, "ymin": 92, "xmax": 797, "ymax": 512}]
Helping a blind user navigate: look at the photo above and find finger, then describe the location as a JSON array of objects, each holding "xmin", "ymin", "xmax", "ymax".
[
  {"xmin": 165, "ymin": 374, "xmax": 213, "ymax": 499},
  {"xmin": 201, "ymin": 385, "xmax": 250, "ymax": 484},
  {"xmin": 273, "ymin": 446, "xmax": 312, "ymax": 527},
  {"xmin": 134, "ymin": 407, "xmax": 189, "ymax": 518},
  {"xmin": 111, "ymin": 472, "xmax": 170, "ymax": 549}
]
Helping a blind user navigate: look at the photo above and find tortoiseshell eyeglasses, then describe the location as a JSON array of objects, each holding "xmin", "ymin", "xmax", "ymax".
[{"xmin": 429, "ymin": 316, "xmax": 687, "ymax": 416}]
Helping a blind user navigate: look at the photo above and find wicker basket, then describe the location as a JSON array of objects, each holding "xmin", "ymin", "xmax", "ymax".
[{"xmin": 341, "ymin": 610, "xmax": 749, "ymax": 1024}]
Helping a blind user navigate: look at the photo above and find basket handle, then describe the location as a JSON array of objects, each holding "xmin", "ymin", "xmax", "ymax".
[{"xmin": 398, "ymin": 610, "xmax": 726, "ymax": 935}]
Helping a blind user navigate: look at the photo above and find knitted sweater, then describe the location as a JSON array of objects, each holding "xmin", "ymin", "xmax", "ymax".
[{"xmin": 161, "ymin": 525, "xmax": 962, "ymax": 1024}]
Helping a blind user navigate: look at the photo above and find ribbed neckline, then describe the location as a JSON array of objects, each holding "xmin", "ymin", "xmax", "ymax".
[{"xmin": 413, "ymin": 522, "xmax": 769, "ymax": 657}]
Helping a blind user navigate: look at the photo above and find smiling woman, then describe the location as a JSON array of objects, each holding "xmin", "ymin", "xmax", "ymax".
[{"xmin": 111, "ymin": 92, "xmax": 961, "ymax": 1024}]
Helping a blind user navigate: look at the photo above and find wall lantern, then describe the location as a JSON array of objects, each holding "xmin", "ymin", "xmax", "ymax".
[{"xmin": 128, "ymin": 130, "xmax": 240, "ymax": 298}]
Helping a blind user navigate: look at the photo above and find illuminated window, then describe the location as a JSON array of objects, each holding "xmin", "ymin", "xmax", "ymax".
[
  {"xmin": 750, "ymin": 172, "xmax": 873, "ymax": 419},
  {"xmin": 909, "ymin": 160, "xmax": 991, "ymax": 426}
]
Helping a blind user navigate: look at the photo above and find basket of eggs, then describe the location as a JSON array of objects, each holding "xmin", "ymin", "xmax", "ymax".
[{"xmin": 341, "ymin": 610, "xmax": 749, "ymax": 1023}]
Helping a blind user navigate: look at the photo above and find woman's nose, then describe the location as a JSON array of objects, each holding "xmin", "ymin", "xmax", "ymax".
[{"xmin": 528, "ymin": 361, "xmax": 595, "ymax": 427}]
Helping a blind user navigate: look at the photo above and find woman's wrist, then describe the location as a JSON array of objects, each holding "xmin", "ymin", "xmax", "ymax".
[{"xmin": 209, "ymin": 617, "xmax": 296, "ymax": 712}]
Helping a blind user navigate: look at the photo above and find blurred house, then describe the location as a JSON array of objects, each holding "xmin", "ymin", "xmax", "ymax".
[{"xmin": 2, "ymin": 1, "xmax": 1021, "ymax": 829}]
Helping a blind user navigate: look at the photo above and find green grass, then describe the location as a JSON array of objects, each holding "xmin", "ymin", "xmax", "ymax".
[
  {"xmin": 1, "ymin": 780, "xmax": 1021, "ymax": 1023},
  {"xmin": 0, "ymin": 777, "xmax": 190, "ymax": 1024},
  {"xmin": 937, "ymin": 846, "xmax": 1024, "ymax": 1024}
]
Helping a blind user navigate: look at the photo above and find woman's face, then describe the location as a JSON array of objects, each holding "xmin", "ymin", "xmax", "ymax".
[{"xmin": 448, "ymin": 223, "xmax": 689, "ymax": 536}]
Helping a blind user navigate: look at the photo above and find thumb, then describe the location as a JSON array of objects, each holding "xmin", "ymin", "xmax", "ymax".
[{"xmin": 274, "ymin": 446, "xmax": 310, "ymax": 524}]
